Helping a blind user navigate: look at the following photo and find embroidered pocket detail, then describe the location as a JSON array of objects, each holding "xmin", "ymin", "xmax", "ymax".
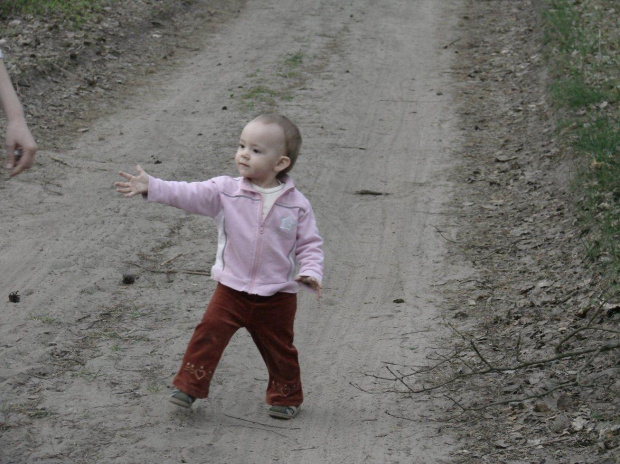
[{"xmin": 279, "ymin": 216, "xmax": 298, "ymax": 233}]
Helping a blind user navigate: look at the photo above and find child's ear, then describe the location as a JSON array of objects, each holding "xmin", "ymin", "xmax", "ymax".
[{"xmin": 275, "ymin": 156, "xmax": 291, "ymax": 173}]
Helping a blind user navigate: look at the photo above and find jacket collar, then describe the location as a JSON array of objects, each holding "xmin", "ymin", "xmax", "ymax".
[{"xmin": 238, "ymin": 175, "xmax": 295, "ymax": 195}]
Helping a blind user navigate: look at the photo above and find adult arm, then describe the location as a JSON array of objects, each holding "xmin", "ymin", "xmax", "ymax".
[{"xmin": 0, "ymin": 57, "xmax": 37, "ymax": 177}]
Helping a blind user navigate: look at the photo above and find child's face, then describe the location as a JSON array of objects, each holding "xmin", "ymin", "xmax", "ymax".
[{"xmin": 235, "ymin": 120, "xmax": 290, "ymax": 188}]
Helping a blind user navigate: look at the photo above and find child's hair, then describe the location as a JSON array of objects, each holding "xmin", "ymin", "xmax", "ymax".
[{"xmin": 253, "ymin": 114, "xmax": 302, "ymax": 177}]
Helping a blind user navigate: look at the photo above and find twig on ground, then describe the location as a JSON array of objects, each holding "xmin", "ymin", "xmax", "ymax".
[
  {"xmin": 223, "ymin": 413, "xmax": 300, "ymax": 430},
  {"xmin": 431, "ymin": 224, "xmax": 459, "ymax": 243},
  {"xmin": 49, "ymin": 156, "xmax": 71, "ymax": 167},
  {"xmin": 160, "ymin": 254, "xmax": 183, "ymax": 266},
  {"xmin": 385, "ymin": 410, "xmax": 417, "ymax": 421},
  {"xmin": 226, "ymin": 423, "xmax": 289, "ymax": 438},
  {"xmin": 128, "ymin": 262, "xmax": 209, "ymax": 276},
  {"xmin": 444, "ymin": 38, "xmax": 462, "ymax": 49}
]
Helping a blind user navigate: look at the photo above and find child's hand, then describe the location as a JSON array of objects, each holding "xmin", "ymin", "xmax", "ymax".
[
  {"xmin": 295, "ymin": 275, "xmax": 322, "ymax": 300},
  {"xmin": 115, "ymin": 165, "xmax": 149, "ymax": 198}
]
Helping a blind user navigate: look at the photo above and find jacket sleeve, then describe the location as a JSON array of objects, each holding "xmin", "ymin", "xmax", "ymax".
[
  {"xmin": 145, "ymin": 176, "xmax": 222, "ymax": 218},
  {"xmin": 295, "ymin": 205, "xmax": 324, "ymax": 282}
]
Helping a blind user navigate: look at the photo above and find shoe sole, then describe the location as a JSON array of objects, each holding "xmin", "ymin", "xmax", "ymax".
[
  {"xmin": 268, "ymin": 407, "xmax": 300, "ymax": 419},
  {"xmin": 169, "ymin": 396, "xmax": 193, "ymax": 408}
]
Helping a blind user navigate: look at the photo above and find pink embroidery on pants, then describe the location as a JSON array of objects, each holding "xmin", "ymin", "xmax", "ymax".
[
  {"xmin": 273, "ymin": 381, "xmax": 298, "ymax": 397},
  {"xmin": 183, "ymin": 362, "xmax": 210, "ymax": 380}
]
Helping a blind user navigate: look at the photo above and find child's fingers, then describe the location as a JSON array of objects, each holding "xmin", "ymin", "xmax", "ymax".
[
  {"xmin": 115, "ymin": 183, "xmax": 136, "ymax": 196},
  {"xmin": 118, "ymin": 171, "xmax": 133, "ymax": 180},
  {"xmin": 116, "ymin": 187, "xmax": 137, "ymax": 197},
  {"xmin": 312, "ymin": 280, "xmax": 322, "ymax": 298},
  {"xmin": 114, "ymin": 183, "xmax": 131, "ymax": 192},
  {"xmin": 296, "ymin": 275, "xmax": 322, "ymax": 299}
]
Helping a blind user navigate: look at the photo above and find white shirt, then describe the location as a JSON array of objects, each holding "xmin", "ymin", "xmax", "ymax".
[{"xmin": 251, "ymin": 182, "xmax": 285, "ymax": 219}]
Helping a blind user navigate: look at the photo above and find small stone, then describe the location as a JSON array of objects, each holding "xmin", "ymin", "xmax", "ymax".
[{"xmin": 122, "ymin": 274, "xmax": 135, "ymax": 285}]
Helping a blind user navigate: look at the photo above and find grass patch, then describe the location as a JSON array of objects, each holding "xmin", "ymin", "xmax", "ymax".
[
  {"xmin": 147, "ymin": 384, "xmax": 161, "ymax": 393},
  {"xmin": 283, "ymin": 51, "xmax": 304, "ymax": 69},
  {"xmin": 550, "ymin": 73, "xmax": 609, "ymax": 108},
  {"xmin": 542, "ymin": 0, "xmax": 619, "ymax": 288},
  {"xmin": 241, "ymin": 85, "xmax": 277, "ymax": 102},
  {"xmin": 28, "ymin": 408, "xmax": 55, "ymax": 419},
  {"xmin": 30, "ymin": 315, "xmax": 57, "ymax": 324},
  {"xmin": 0, "ymin": 0, "xmax": 112, "ymax": 25},
  {"xmin": 238, "ymin": 85, "xmax": 278, "ymax": 110}
]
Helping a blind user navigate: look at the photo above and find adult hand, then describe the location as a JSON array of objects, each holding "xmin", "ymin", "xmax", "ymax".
[
  {"xmin": 115, "ymin": 165, "xmax": 150, "ymax": 197},
  {"xmin": 5, "ymin": 118, "xmax": 37, "ymax": 177},
  {"xmin": 295, "ymin": 275, "xmax": 322, "ymax": 300}
]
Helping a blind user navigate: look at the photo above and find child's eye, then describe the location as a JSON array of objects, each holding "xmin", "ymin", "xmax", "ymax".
[
  {"xmin": 239, "ymin": 144, "xmax": 245, "ymax": 149},
  {"xmin": 253, "ymin": 149, "xmax": 261, "ymax": 154}
]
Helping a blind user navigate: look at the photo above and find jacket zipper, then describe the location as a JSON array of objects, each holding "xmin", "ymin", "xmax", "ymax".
[
  {"xmin": 248, "ymin": 196, "xmax": 266, "ymax": 293},
  {"xmin": 247, "ymin": 187, "xmax": 285, "ymax": 293}
]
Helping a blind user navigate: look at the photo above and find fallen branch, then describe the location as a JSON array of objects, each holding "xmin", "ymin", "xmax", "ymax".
[
  {"xmin": 380, "ymin": 341, "xmax": 620, "ymax": 395},
  {"xmin": 556, "ymin": 299, "xmax": 609, "ymax": 353},
  {"xmin": 385, "ymin": 365, "xmax": 415, "ymax": 393},
  {"xmin": 467, "ymin": 381, "xmax": 576, "ymax": 410}
]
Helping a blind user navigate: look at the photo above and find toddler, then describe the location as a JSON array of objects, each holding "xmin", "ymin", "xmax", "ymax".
[{"xmin": 115, "ymin": 114, "xmax": 323, "ymax": 419}]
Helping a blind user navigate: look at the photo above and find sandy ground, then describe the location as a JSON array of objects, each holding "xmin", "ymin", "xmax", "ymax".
[{"xmin": 1, "ymin": 0, "xmax": 469, "ymax": 462}]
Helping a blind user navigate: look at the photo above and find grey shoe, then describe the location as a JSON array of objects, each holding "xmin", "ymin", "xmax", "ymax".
[
  {"xmin": 268, "ymin": 405, "xmax": 300, "ymax": 419},
  {"xmin": 169, "ymin": 389, "xmax": 195, "ymax": 408}
]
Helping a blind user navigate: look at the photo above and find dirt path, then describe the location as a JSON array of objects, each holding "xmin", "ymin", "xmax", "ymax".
[{"xmin": 1, "ymin": 1, "xmax": 467, "ymax": 462}]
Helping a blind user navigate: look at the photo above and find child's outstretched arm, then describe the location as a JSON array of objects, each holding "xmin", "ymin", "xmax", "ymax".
[{"xmin": 115, "ymin": 165, "xmax": 149, "ymax": 198}]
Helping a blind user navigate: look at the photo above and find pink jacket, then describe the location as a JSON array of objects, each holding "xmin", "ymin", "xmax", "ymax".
[{"xmin": 146, "ymin": 175, "xmax": 323, "ymax": 296}]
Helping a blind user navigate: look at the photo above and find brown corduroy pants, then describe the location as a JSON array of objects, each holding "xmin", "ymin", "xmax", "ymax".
[{"xmin": 172, "ymin": 283, "xmax": 303, "ymax": 406}]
